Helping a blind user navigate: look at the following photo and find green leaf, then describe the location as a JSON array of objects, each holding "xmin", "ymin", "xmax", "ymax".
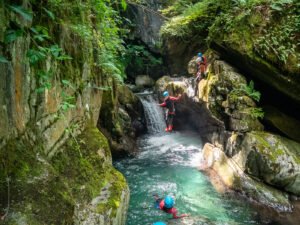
[
  {"xmin": 121, "ymin": 0, "xmax": 127, "ymax": 11},
  {"xmin": 30, "ymin": 27, "xmax": 38, "ymax": 34},
  {"xmin": 270, "ymin": 4, "xmax": 282, "ymax": 11},
  {"xmin": 4, "ymin": 29, "xmax": 23, "ymax": 43},
  {"xmin": 9, "ymin": 5, "xmax": 33, "ymax": 21},
  {"xmin": 49, "ymin": 44, "xmax": 62, "ymax": 57},
  {"xmin": 56, "ymin": 55, "xmax": 72, "ymax": 61},
  {"xmin": 43, "ymin": 8, "xmax": 55, "ymax": 20},
  {"xmin": 62, "ymin": 79, "xmax": 71, "ymax": 86},
  {"xmin": 26, "ymin": 49, "xmax": 46, "ymax": 64},
  {"xmin": 0, "ymin": 55, "xmax": 9, "ymax": 63},
  {"xmin": 33, "ymin": 34, "xmax": 49, "ymax": 42}
]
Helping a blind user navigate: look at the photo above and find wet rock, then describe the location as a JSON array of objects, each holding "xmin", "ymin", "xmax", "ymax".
[
  {"xmin": 200, "ymin": 143, "xmax": 292, "ymax": 212},
  {"xmin": 155, "ymin": 76, "xmax": 225, "ymax": 142},
  {"xmin": 99, "ymin": 82, "xmax": 146, "ymax": 157},
  {"xmin": 226, "ymin": 131, "xmax": 300, "ymax": 196}
]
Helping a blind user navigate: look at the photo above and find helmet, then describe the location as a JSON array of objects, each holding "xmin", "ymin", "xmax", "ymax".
[
  {"xmin": 197, "ymin": 52, "xmax": 202, "ymax": 57},
  {"xmin": 164, "ymin": 196, "xmax": 174, "ymax": 209},
  {"xmin": 163, "ymin": 91, "xmax": 169, "ymax": 97},
  {"xmin": 153, "ymin": 222, "xmax": 166, "ymax": 225}
]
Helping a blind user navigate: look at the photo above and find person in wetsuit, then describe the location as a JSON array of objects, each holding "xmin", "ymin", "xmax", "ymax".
[
  {"xmin": 158, "ymin": 91, "xmax": 181, "ymax": 132},
  {"xmin": 195, "ymin": 52, "xmax": 207, "ymax": 97},
  {"xmin": 154, "ymin": 195, "xmax": 188, "ymax": 219}
]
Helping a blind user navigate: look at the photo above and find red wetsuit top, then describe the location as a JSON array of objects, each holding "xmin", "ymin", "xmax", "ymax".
[
  {"xmin": 159, "ymin": 200, "xmax": 178, "ymax": 218},
  {"xmin": 159, "ymin": 96, "xmax": 181, "ymax": 115}
]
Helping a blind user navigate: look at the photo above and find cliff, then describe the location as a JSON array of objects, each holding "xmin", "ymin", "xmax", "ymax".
[{"xmin": 0, "ymin": 0, "xmax": 142, "ymax": 224}]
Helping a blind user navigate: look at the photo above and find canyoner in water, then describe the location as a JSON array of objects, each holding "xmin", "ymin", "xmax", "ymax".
[
  {"xmin": 153, "ymin": 222, "xmax": 166, "ymax": 225},
  {"xmin": 194, "ymin": 52, "xmax": 207, "ymax": 97},
  {"xmin": 154, "ymin": 195, "xmax": 189, "ymax": 219},
  {"xmin": 158, "ymin": 91, "xmax": 181, "ymax": 132}
]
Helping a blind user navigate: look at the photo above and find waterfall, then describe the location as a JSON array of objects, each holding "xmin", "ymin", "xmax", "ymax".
[{"xmin": 138, "ymin": 92, "xmax": 166, "ymax": 134}]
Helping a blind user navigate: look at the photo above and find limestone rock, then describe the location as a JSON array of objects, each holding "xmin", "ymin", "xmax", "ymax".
[
  {"xmin": 198, "ymin": 59, "xmax": 263, "ymax": 132},
  {"xmin": 200, "ymin": 143, "xmax": 292, "ymax": 211},
  {"xmin": 227, "ymin": 131, "xmax": 300, "ymax": 196},
  {"xmin": 155, "ymin": 76, "xmax": 225, "ymax": 141}
]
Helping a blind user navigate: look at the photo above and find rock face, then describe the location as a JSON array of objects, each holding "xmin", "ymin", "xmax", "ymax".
[
  {"xmin": 155, "ymin": 75, "xmax": 225, "ymax": 139},
  {"xmin": 263, "ymin": 105, "xmax": 300, "ymax": 143},
  {"xmin": 156, "ymin": 53, "xmax": 300, "ymax": 209},
  {"xmin": 197, "ymin": 58, "xmax": 264, "ymax": 133},
  {"xmin": 0, "ymin": 1, "xmax": 138, "ymax": 224},
  {"xmin": 226, "ymin": 131, "xmax": 300, "ymax": 196},
  {"xmin": 200, "ymin": 143, "xmax": 292, "ymax": 212},
  {"xmin": 99, "ymin": 82, "xmax": 146, "ymax": 157},
  {"xmin": 125, "ymin": 1, "xmax": 165, "ymax": 53}
]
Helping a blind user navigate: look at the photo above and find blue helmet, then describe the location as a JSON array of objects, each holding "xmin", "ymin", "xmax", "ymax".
[
  {"xmin": 164, "ymin": 196, "xmax": 174, "ymax": 209},
  {"xmin": 198, "ymin": 52, "xmax": 202, "ymax": 57},
  {"xmin": 153, "ymin": 222, "xmax": 166, "ymax": 225},
  {"xmin": 163, "ymin": 91, "xmax": 169, "ymax": 97}
]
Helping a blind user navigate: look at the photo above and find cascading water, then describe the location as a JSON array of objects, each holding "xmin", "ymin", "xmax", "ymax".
[
  {"xmin": 115, "ymin": 91, "xmax": 295, "ymax": 225},
  {"xmin": 138, "ymin": 92, "xmax": 166, "ymax": 133}
]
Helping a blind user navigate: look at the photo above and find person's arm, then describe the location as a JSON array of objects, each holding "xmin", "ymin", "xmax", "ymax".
[
  {"xmin": 158, "ymin": 102, "xmax": 166, "ymax": 107},
  {"xmin": 169, "ymin": 95, "xmax": 181, "ymax": 101},
  {"xmin": 171, "ymin": 208, "xmax": 188, "ymax": 219}
]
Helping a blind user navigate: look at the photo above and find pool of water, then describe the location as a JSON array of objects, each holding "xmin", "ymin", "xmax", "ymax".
[{"xmin": 115, "ymin": 131, "xmax": 272, "ymax": 225}]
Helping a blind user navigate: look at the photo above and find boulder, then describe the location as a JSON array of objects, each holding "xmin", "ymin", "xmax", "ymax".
[
  {"xmin": 196, "ymin": 59, "xmax": 264, "ymax": 132},
  {"xmin": 226, "ymin": 131, "xmax": 300, "ymax": 196},
  {"xmin": 200, "ymin": 143, "xmax": 292, "ymax": 212},
  {"xmin": 135, "ymin": 75, "xmax": 154, "ymax": 88},
  {"xmin": 155, "ymin": 76, "xmax": 225, "ymax": 142},
  {"xmin": 1, "ymin": 126, "xmax": 130, "ymax": 225}
]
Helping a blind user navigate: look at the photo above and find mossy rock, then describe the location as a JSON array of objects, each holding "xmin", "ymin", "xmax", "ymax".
[
  {"xmin": 238, "ymin": 131, "xmax": 300, "ymax": 196},
  {"xmin": 201, "ymin": 143, "xmax": 291, "ymax": 211},
  {"xmin": 0, "ymin": 126, "xmax": 129, "ymax": 225}
]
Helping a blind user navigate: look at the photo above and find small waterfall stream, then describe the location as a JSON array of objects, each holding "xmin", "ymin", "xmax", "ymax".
[
  {"xmin": 115, "ymin": 91, "xmax": 296, "ymax": 225},
  {"xmin": 138, "ymin": 92, "xmax": 166, "ymax": 133}
]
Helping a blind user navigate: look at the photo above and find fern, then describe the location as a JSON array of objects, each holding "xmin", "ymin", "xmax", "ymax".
[
  {"xmin": 239, "ymin": 80, "xmax": 261, "ymax": 102},
  {"xmin": 230, "ymin": 80, "xmax": 261, "ymax": 102}
]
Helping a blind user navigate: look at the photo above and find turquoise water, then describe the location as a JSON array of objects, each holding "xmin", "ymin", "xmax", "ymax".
[{"xmin": 114, "ymin": 131, "xmax": 273, "ymax": 225}]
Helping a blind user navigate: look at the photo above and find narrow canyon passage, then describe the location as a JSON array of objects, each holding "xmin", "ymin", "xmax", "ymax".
[{"xmin": 114, "ymin": 94, "xmax": 275, "ymax": 225}]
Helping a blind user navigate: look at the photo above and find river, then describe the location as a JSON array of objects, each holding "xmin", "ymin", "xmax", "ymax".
[{"xmin": 114, "ymin": 94, "xmax": 299, "ymax": 225}]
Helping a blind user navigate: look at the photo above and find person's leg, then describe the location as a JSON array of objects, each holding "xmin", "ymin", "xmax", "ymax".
[
  {"xmin": 165, "ymin": 114, "xmax": 171, "ymax": 131},
  {"xmin": 194, "ymin": 76, "xmax": 200, "ymax": 97},
  {"xmin": 168, "ymin": 115, "xmax": 174, "ymax": 131}
]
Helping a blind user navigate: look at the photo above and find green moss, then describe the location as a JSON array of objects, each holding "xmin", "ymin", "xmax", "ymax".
[
  {"xmin": 95, "ymin": 168, "xmax": 127, "ymax": 218},
  {"xmin": 249, "ymin": 132, "xmax": 287, "ymax": 163},
  {"xmin": 1, "ymin": 126, "xmax": 128, "ymax": 224}
]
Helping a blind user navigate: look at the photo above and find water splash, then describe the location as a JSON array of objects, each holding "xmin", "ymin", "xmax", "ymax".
[{"xmin": 138, "ymin": 94, "xmax": 166, "ymax": 134}]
